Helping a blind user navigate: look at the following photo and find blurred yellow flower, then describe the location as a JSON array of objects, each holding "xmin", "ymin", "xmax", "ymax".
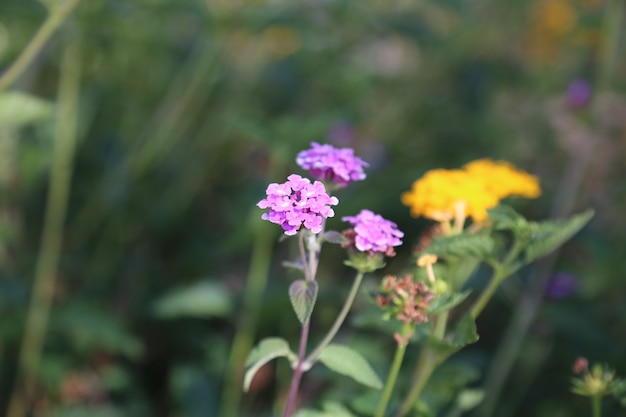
[
  {"xmin": 463, "ymin": 158, "xmax": 541, "ymax": 199},
  {"xmin": 401, "ymin": 159, "xmax": 541, "ymax": 225},
  {"xmin": 401, "ymin": 168, "xmax": 499, "ymax": 223}
]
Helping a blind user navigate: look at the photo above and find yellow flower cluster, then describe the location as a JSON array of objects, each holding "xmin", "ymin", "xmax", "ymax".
[{"xmin": 401, "ymin": 158, "xmax": 541, "ymax": 224}]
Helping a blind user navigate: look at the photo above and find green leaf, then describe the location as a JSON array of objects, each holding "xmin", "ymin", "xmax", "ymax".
[
  {"xmin": 289, "ymin": 280, "xmax": 318, "ymax": 325},
  {"xmin": 487, "ymin": 205, "xmax": 529, "ymax": 231},
  {"xmin": 294, "ymin": 401, "xmax": 356, "ymax": 417},
  {"xmin": 244, "ymin": 338, "xmax": 294, "ymax": 392},
  {"xmin": 425, "ymin": 233, "xmax": 494, "ymax": 259},
  {"xmin": 318, "ymin": 344, "xmax": 382, "ymax": 389},
  {"xmin": 610, "ymin": 378, "xmax": 626, "ymax": 406},
  {"xmin": 428, "ymin": 291, "xmax": 471, "ymax": 316},
  {"xmin": 426, "ymin": 315, "xmax": 479, "ymax": 356},
  {"xmin": 0, "ymin": 92, "xmax": 53, "ymax": 128},
  {"xmin": 522, "ymin": 209, "xmax": 594, "ymax": 264},
  {"xmin": 456, "ymin": 389, "xmax": 485, "ymax": 411},
  {"xmin": 153, "ymin": 280, "xmax": 232, "ymax": 319}
]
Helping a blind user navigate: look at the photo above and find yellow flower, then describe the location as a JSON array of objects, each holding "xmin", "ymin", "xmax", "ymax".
[
  {"xmin": 401, "ymin": 159, "xmax": 541, "ymax": 225},
  {"xmin": 463, "ymin": 158, "xmax": 541, "ymax": 199},
  {"xmin": 401, "ymin": 168, "xmax": 499, "ymax": 223}
]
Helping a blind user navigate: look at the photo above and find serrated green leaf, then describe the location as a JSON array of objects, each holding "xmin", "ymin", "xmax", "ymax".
[
  {"xmin": 289, "ymin": 280, "xmax": 318, "ymax": 325},
  {"xmin": 487, "ymin": 205, "xmax": 529, "ymax": 231},
  {"xmin": 522, "ymin": 209, "xmax": 594, "ymax": 264},
  {"xmin": 153, "ymin": 280, "xmax": 232, "ymax": 319},
  {"xmin": 425, "ymin": 233, "xmax": 495, "ymax": 259},
  {"xmin": 0, "ymin": 92, "xmax": 53, "ymax": 128},
  {"xmin": 428, "ymin": 291, "xmax": 471, "ymax": 316},
  {"xmin": 318, "ymin": 344, "xmax": 382, "ymax": 389},
  {"xmin": 244, "ymin": 338, "xmax": 294, "ymax": 392},
  {"xmin": 426, "ymin": 315, "xmax": 479, "ymax": 356}
]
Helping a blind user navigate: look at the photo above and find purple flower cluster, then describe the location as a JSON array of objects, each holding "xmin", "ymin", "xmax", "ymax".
[
  {"xmin": 342, "ymin": 209, "xmax": 404, "ymax": 254},
  {"xmin": 296, "ymin": 142, "xmax": 368, "ymax": 187},
  {"xmin": 257, "ymin": 174, "xmax": 339, "ymax": 236}
]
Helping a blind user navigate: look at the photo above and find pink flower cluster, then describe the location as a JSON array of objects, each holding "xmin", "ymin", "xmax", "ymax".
[
  {"xmin": 296, "ymin": 142, "xmax": 368, "ymax": 187},
  {"xmin": 342, "ymin": 209, "xmax": 404, "ymax": 254},
  {"xmin": 257, "ymin": 174, "xmax": 339, "ymax": 236}
]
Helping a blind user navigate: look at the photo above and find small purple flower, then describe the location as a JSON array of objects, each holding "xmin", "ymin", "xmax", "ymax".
[
  {"xmin": 296, "ymin": 142, "xmax": 369, "ymax": 187},
  {"xmin": 546, "ymin": 272, "xmax": 579, "ymax": 299},
  {"xmin": 566, "ymin": 79, "xmax": 592, "ymax": 109},
  {"xmin": 257, "ymin": 174, "xmax": 339, "ymax": 236},
  {"xmin": 342, "ymin": 209, "xmax": 404, "ymax": 254}
]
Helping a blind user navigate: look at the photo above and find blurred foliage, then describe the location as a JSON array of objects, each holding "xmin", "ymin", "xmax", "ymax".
[{"xmin": 0, "ymin": 0, "xmax": 625, "ymax": 416}]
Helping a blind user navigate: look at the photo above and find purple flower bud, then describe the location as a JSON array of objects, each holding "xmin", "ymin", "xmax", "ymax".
[
  {"xmin": 546, "ymin": 272, "xmax": 579, "ymax": 299},
  {"xmin": 342, "ymin": 209, "xmax": 404, "ymax": 254},
  {"xmin": 296, "ymin": 142, "xmax": 368, "ymax": 187},
  {"xmin": 258, "ymin": 174, "xmax": 339, "ymax": 235},
  {"xmin": 566, "ymin": 79, "xmax": 592, "ymax": 109}
]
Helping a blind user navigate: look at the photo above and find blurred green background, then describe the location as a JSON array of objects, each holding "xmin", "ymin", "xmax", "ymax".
[{"xmin": 0, "ymin": 0, "xmax": 625, "ymax": 416}]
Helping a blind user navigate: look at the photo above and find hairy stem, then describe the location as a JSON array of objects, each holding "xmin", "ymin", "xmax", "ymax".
[
  {"xmin": 283, "ymin": 230, "xmax": 324, "ymax": 417},
  {"xmin": 395, "ymin": 312, "xmax": 449, "ymax": 417},
  {"xmin": 375, "ymin": 324, "xmax": 413, "ymax": 417}
]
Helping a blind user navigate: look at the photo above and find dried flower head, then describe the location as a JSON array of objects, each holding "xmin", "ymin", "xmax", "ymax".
[
  {"xmin": 296, "ymin": 142, "xmax": 369, "ymax": 187},
  {"xmin": 257, "ymin": 174, "xmax": 339, "ymax": 235},
  {"xmin": 375, "ymin": 274, "xmax": 433, "ymax": 327},
  {"xmin": 342, "ymin": 209, "xmax": 404, "ymax": 255}
]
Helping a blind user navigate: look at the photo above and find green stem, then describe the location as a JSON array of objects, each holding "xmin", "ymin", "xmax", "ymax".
[
  {"xmin": 0, "ymin": 0, "xmax": 82, "ymax": 92},
  {"xmin": 217, "ymin": 219, "xmax": 276, "ymax": 417},
  {"xmin": 283, "ymin": 228, "xmax": 325, "ymax": 417},
  {"xmin": 304, "ymin": 271, "xmax": 365, "ymax": 365},
  {"xmin": 592, "ymin": 395, "xmax": 602, "ymax": 417},
  {"xmin": 375, "ymin": 323, "xmax": 413, "ymax": 417},
  {"xmin": 469, "ymin": 267, "xmax": 505, "ymax": 320},
  {"xmin": 6, "ymin": 35, "xmax": 81, "ymax": 417},
  {"xmin": 469, "ymin": 237, "xmax": 524, "ymax": 320},
  {"xmin": 395, "ymin": 312, "xmax": 449, "ymax": 417}
]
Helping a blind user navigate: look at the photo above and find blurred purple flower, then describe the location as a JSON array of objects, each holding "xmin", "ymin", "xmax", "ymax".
[
  {"xmin": 296, "ymin": 142, "xmax": 368, "ymax": 187},
  {"xmin": 546, "ymin": 272, "xmax": 579, "ymax": 299},
  {"xmin": 257, "ymin": 174, "xmax": 339, "ymax": 235},
  {"xmin": 342, "ymin": 209, "xmax": 404, "ymax": 254},
  {"xmin": 326, "ymin": 121, "xmax": 356, "ymax": 146},
  {"xmin": 566, "ymin": 79, "xmax": 592, "ymax": 109}
]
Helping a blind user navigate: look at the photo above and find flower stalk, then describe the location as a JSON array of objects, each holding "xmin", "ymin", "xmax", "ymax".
[
  {"xmin": 304, "ymin": 271, "xmax": 365, "ymax": 365},
  {"xmin": 283, "ymin": 231, "xmax": 324, "ymax": 417},
  {"xmin": 375, "ymin": 323, "xmax": 413, "ymax": 417},
  {"xmin": 7, "ymin": 34, "xmax": 81, "ymax": 417}
]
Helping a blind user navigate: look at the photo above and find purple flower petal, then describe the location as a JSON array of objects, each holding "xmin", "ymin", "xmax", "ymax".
[
  {"xmin": 343, "ymin": 209, "xmax": 404, "ymax": 254},
  {"xmin": 296, "ymin": 142, "xmax": 369, "ymax": 187},
  {"xmin": 258, "ymin": 175, "xmax": 339, "ymax": 235}
]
